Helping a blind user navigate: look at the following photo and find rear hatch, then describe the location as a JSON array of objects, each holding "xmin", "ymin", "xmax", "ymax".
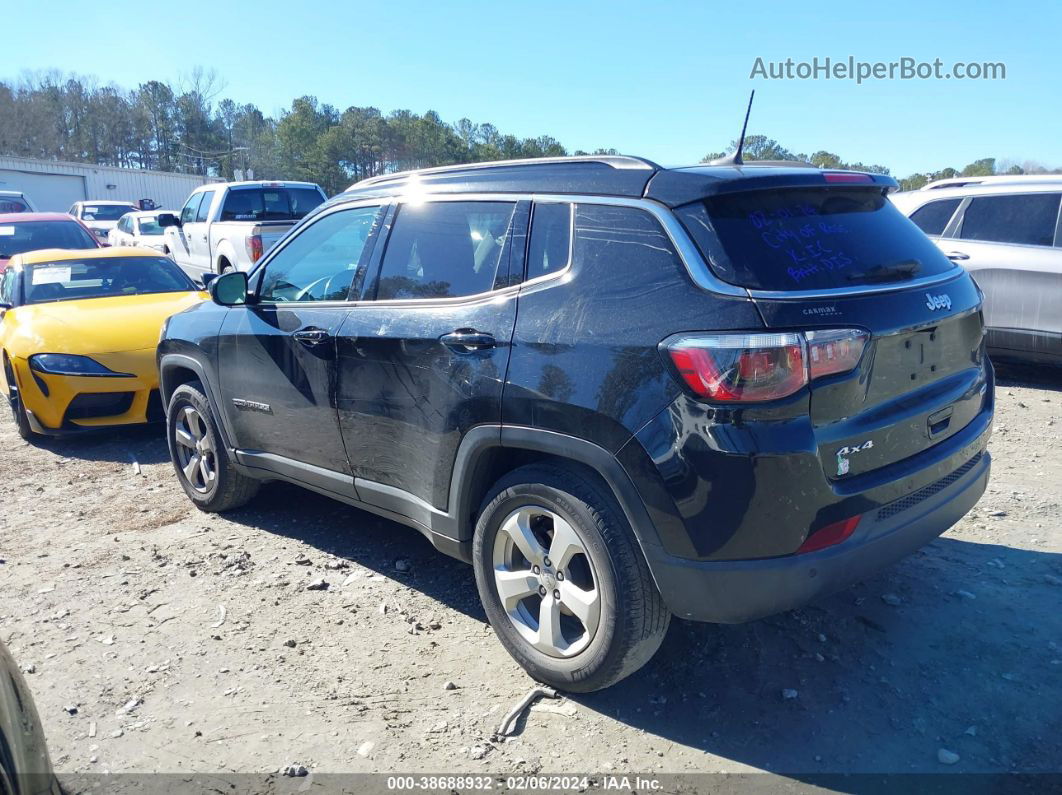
[{"xmin": 675, "ymin": 179, "xmax": 990, "ymax": 480}]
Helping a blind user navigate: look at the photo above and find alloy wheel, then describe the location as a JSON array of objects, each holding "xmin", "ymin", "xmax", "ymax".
[
  {"xmin": 492, "ymin": 505, "xmax": 601, "ymax": 658},
  {"xmin": 173, "ymin": 405, "xmax": 216, "ymax": 493}
]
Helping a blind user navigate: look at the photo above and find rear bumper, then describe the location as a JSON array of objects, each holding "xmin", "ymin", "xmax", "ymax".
[{"xmin": 647, "ymin": 449, "xmax": 990, "ymax": 623}]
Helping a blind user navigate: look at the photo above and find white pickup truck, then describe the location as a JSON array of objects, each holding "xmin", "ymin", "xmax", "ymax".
[{"xmin": 158, "ymin": 181, "xmax": 327, "ymax": 276}]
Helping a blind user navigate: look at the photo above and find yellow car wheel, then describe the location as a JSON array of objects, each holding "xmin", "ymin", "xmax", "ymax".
[{"xmin": 4, "ymin": 358, "xmax": 33, "ymax": 441}]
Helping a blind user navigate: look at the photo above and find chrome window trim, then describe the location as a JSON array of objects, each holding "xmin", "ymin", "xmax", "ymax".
[
  {"xmin": 282, "ymin": 190, "xmax": 977, "ymax": 303},
  {"xmin": 529, "ymin": 193, "xmax": 750, "ymax": 298},
  {"xmin": 746, "ymin": 266, "xmax": 967, "ymax": 300}
]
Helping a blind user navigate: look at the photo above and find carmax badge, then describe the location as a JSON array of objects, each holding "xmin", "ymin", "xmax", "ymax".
[{"xmin": 925, "ymin": 292, "xmax": 952, "ymax": 311}]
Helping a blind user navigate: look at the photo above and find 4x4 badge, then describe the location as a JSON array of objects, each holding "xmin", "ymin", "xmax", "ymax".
[{"xmin": 836, "ymin": 439, "xmax": 874, "ymax": 476}]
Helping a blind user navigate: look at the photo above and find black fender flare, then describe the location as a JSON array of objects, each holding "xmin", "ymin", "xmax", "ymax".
[
  {"xmin": 157, "ymin": 352, "xmax": 238, "ymax": 455},
  {"xmin": 444, "ymin": 425, "xmax": 668, "ymax": 583}
]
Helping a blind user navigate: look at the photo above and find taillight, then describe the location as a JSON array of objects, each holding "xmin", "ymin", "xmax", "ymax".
[
  {"xmin": 666, "ymin": 328, "xmax": 868, "ymax": 403},
  {"xmin": 245, "ymin": 234, "xmax": 264, "ymax": 263},
  {"xmin": 806, "ymin": 329, "xmax": 869, "ymax": 380},
  {"xmin": 796, "ymin": 515, "xmax": 861, "ymax": 554},
  {"xmin": 667, "ymin": 333, "xmax": 807, "ymax": 402}
]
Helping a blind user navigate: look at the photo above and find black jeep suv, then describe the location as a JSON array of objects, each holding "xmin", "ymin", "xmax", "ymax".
[{"xmin": 158, "ymin": 156, "xmax": 993, "ymax": 691}]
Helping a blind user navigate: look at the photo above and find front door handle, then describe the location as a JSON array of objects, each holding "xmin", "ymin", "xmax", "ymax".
[
  {"xmin": 440, "ymin": 329, "xmax": 496, "ymax": 353},
  {"xmin": 293, "ymin": 327, "xmax": 331, "ymax": 347},
  {"xmin": 945, "ymin": 251, "xmax": 970, "ymax": 261}
]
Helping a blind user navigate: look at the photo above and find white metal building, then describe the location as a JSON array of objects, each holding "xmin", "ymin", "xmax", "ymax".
[{"xmin": 0, "ymin": 155, "xmax": 219, "ymax": 212}]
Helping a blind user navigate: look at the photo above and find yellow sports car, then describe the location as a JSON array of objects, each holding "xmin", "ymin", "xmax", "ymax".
[{"xmin": 0, "ymin": 247, "xmax": 205, "ymax": 439}]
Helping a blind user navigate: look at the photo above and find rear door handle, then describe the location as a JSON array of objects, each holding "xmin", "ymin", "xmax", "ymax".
[
  {"xmin": 945, "ymin": 251, "xmax": 970, "ymax": 261},
  {"xmin": 293, "ymin": 327, "xmax": 331, "ymax": 347},
  {"xmin": 440, "ymin": 329, "xmax": 496, "ymax": 353}
]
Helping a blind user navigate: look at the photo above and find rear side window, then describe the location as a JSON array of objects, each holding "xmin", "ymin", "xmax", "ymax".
[
  {"xmin": 909, "ymin": 198, "xmax": 962, "ymax": 236},
  {"xmin": 959, "ymin": 193, "xmax": 1061, "ymax": 247},
  {"xmin": 573, "ymin": 203, "xmax": 681, "ymax": 276},
  {"xmin": 195, "ymin": 191, "xmax": 215, "ymax": 222},
  {"xmin": 376, "ymin": 201, "xmax": 516, "ymax": 299},
  {"xmin": 676, "ymin": 187, "xmax": 957, "ymax": 291},
  {"xmin": 527, "ymin": 203, "xmax": 572, "ymax": 279},
  {"xmin": 0, "ymin": 196, "xmax": 30, "ymax": 213}
]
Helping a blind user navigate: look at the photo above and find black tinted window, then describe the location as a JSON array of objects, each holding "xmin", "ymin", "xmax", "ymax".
[
  {"xmin": 909, "ymin": 198, "xmax": 961, "ymax": 236},
  {"xmin": 527, "ymin": 203, "xmax": 572, "ymax": 279},
  {"xmin": 676, "ymin": 187, "xmax": 957, "ymax": 291},
  {"xmin": 0, "ymin": 220, "xmax": 97, "ymax": 258},
  {"xmin": 376, "ymin": 202, "xmax": 516, "ymax": 299},
  {"xmin": 0, "ymin": 197, "xmax": 30, "ymax": 213},
  {"xmin": 81, "ymin": 204, "xmax": 136, "ymax": 221},
  {"xmin": 574, "ymin": 204, "xmax": 680, "ymax": 276},
  {"xmin": 220, "ymin": 187, "xmax": 324, "ymax": 222},
  {"xmin": 24, "ymin": 256, "xmax": 194, "ymax": 304},
  {"xmin": 258, "ymin": 206, "xmax": 379, "ymax": 302},
  {"xmin": 960, "ymin": 193, "xmax": 1061, "ymax": 246}
]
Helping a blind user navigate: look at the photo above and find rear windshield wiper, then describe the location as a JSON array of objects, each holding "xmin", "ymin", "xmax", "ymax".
[{"xmin": 847, "ymin": 260, "xmax": 921, "ymax": 283}]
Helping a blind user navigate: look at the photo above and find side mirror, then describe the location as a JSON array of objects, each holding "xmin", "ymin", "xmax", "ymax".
[
  {"xmin": 209, "ymin": 270, "xmax": 248, "ymax": 306},
  {"xmin": 157, "ymin": 212, "xmax": 181, "ymax": 229}
]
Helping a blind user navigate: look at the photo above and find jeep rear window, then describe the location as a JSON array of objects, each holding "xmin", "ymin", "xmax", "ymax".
[{"xmin": 675, "ymin": 187, "xmax": 957, "ymax": 291}]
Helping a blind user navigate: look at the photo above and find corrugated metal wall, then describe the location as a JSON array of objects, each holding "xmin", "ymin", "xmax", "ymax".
[{"xmin": 0, "ymin": 156, "xmax": 220, "ymax": 212}]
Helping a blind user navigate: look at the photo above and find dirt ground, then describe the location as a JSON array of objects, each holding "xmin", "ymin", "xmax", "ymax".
[{"xmin": 1, "ymin": 362, "xmax": 1060, "ymax": 792}]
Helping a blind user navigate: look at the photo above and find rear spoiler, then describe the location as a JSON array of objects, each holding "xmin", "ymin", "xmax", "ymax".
[{"xmin": 646, "ymin": 169, "xmax": 899, "ymax": 208}]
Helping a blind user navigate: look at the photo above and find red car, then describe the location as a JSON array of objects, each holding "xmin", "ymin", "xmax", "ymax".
[{"xmin": 0, "ymin": 212, "xmax": 101, "ymax": 273}]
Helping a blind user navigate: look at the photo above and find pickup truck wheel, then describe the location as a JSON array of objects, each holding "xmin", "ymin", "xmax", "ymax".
[
  {"xmin": 166, "ymin": 381, "xmax": 259, "ymax": 511},
  {"xmin": 473, "ymin": 464, "xmax": 670, "ymax": 692}
]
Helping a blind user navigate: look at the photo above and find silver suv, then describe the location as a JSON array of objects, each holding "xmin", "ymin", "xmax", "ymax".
[{"xmin": 892, "ymin": 179, "xmax": 1062, "ymax": 365}]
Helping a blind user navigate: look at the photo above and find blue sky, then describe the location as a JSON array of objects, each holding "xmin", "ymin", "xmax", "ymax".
[{"xmin": 5, "ymin": 0, "xmax": 1060, "ymax": 177}]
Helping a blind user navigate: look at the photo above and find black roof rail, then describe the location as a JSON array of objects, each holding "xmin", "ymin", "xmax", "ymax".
[{"xmin": 351, "ymin": 155, "xmax": 662, "ymax": 189}]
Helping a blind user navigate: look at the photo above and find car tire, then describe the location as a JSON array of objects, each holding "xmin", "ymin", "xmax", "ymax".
[
  {"xmin": 166, "ymin": 380, "xmax": 259, "ymax": 511},
  {"xmin": 4, "ymin": 358, "xmax": 33, "ymax": 442},
  {"xmin": 473, "ymin": 463, "xmax": 670, "ymax": 692}
]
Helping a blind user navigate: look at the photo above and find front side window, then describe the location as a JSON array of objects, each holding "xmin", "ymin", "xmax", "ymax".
[
  {"xmin": 527, "ymin": 203, "xmax": 572, "ymax": 280},
  {"xmin": 24, "ymin": 256, "xmax": 195, "ymax": 304},
  {"xmin": 138, "ymin": 216, "xmax": 164, "ymax": 236},
  {"xmin": 195, "ymin": 192, "xmax": 215, "ymax": 223},
  {"xmin": 909, "ymin": 198, "xmax": 962, "ymax": 236},
  {"xmin": 0, "ymin": 220, "xmax": 98, "ymax": 259},
  {"xmin": 180, "ymin": 193, "xmax": 204, "ymax": 225},
  {"xmin": 676, "ymin": 187, "xmax": 958, "ymax": 291},
  {"xmin": 376, "ymin": 201, "xmax": 516, "ymax": 300},
  {"xmin": 0, "ymin": 268, "xmax": 15, "ymax": 305},
  {"xmin": 959, "ymin": 193, "xmax": 1061, "ymax": 247},
  {"xmin": 257, "ymin": 206, "xmax": 380, "ymax": 303}
]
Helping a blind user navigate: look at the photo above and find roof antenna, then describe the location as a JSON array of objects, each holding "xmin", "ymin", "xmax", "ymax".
[{"xmin": 711, "ymin": 90, "xmax": 755, "ymax": 167}]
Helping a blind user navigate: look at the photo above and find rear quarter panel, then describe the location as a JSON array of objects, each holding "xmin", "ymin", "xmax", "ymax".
[{"xmin": 504, "ymin": 203, "xmax": 763, "ymax": 453}]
